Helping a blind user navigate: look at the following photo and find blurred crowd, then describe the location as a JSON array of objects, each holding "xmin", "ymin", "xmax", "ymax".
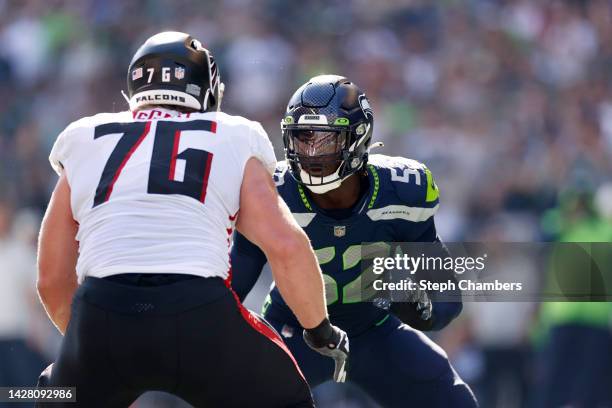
[{"xmin": 1, "ymin": 0, "xmax": 611, "ymax": 407}]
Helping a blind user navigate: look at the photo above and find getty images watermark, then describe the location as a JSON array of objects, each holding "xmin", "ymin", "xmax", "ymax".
[
  {"xmin": 371, "ymin": 251, "xmax": 523, "ymax": 293},
  {"xmin": 359, "ymin": 242, "xmax": 612, "ymax": 302}
]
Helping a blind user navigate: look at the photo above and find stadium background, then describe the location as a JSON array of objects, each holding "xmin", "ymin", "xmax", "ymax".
[{"xmin": 1, "ymin": 0, "xmax": 611, "ymax": 407}]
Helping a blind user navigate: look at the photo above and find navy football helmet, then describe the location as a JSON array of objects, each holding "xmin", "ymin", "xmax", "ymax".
[
  {"xmin": 281, "ymin": 75, "xmax": 374, "ymax": 193},
  {"xmin": 127, "ymin": 31, "xmax": 223, "ymax": 112}
]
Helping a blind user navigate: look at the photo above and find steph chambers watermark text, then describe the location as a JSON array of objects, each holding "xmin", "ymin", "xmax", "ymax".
[{"xmin": 372, "ymin": 278, "xmax": 523, "ymax": 293}]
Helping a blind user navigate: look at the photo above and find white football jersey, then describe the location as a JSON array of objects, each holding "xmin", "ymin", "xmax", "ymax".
[{"xmin": 49, "ymin": 107, "xmax": 276, "ymax": 282}]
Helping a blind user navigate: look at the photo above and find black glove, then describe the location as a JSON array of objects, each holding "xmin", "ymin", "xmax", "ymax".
[
  {"xmin": 303, "ymin": 318, "xmax": 349, "ymax": 382},
  {"xmin": 373, "ymin": 282, "xmax": 434, "ymax": 331},
  {"xmin": 390, "ymin": 301, "xmax": 434, "ymax": 331}
]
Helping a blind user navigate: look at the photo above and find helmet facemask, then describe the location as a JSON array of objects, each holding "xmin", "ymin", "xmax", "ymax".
[{"xmin": 283, "ymin": 122, "xmax": 370, "ymax": 194}]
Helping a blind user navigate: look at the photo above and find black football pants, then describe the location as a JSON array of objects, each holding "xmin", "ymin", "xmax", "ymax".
[{"xmin": 36, "ymin": 274, "xmax": 313, "ymax": 408}]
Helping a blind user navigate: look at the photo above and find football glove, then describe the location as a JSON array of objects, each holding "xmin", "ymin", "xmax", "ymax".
[
  {"xmin": 373, "ymin": 279, "xmax": 434, "ymax": 330},
  {"xmin": 303, "ymin": 318, "xmax": 349, "ymax": 382}
]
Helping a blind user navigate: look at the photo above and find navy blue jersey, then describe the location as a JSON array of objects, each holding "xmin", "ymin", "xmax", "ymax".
[{"xmin": 231, "ymin": 154, "xmax": 441, "ymax": 336}]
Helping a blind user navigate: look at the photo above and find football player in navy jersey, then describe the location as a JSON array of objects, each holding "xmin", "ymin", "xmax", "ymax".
[{"xmin": 230, "ymin": 75, "xmax": 478, "ymax": 407}]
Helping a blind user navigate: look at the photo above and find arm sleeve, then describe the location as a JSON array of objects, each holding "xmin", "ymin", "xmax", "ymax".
[
  {"xmin": 390, "ymin": 164, "xmax": 461, "ymax": 330},
  {"xmin": 49, "ymin": 129, "xmax": 69, "ymax": 176},
  {"xmin": 393, "ymin": 220, "xmax": 463, "ymax": 331},
  {"xmin": 424, "ymin": 221, "xmax": 464, "ymax": 330},
  {"xmin": 230, "ymin": 231, "xmax": 268, "ymax": 302}
]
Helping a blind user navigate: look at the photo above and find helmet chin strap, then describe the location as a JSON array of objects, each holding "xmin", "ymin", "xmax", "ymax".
[
  {"xmin": 121, "ymin": 90, "xmax": 130, "ymax": 105},
  {"xmin": 300, "ymin": 167, "xmax": 345, "ymax": 194},
  {"xmin": 217, "ymin": 82, "xmax": 225, "ymax": 111},
  {"xmin": 305, "ymin": 179, "xmax": 343, "ymax": 194}
]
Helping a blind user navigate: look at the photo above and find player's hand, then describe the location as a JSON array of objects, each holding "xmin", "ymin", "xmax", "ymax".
[
  {"xmin": 303, "ymin": 318, "xmax": 349, "ymax": 382},
  {"xmin": 410, "ymin": 290, "xmax": 433, "ymax": 321},
  {"xmin": 373, "ymin": 277, "xmax": 433, "ymax": 321},
  {"xmin": 372, "ymin": 284, "xmax": 434, "ymax": 330},
  {"xmin": 402, "ymin": 277, "xmax": 433, "ymax": 320}
]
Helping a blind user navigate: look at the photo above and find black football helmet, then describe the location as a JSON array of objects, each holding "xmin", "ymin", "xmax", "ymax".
[
  {"xmin": 282, "ymin": 75, "xmax": 374, "ymax": 193},
  {"xmin": 127, "ymin": 31, "xmax": 223, "ymax": 112}
]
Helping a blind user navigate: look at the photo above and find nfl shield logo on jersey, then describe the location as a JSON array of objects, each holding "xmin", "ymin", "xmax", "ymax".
[
  {"xmin": 334, "ymin": 226, "xmax": 346, "ymax": 237},
  {"xmin": 175, "ymin": 66, "xmax": 185, "ymax": 80}
]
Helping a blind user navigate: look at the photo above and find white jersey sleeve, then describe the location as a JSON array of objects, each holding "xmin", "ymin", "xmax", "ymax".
[
  {"xmin": 49, "ymin": 129, "xmax": 67, "ymax": 175},
  {"xmin": 49, "ymin": 116, "xmax": 92, "ymax": 176},
  {"xmin": 48, "ymin": 108, "xmax": 276, "ymax": 283},
  {"xmin": 229, "ymin": 117, "xmax": 277, "ymax": 179},
  {"xmin": 249, "ymin": 121, "xmax": 277, "ymax": 175}
]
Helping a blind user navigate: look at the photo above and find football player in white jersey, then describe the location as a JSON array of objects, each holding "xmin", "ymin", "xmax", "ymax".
[{"xmin": 35, "ymin": 32, "xmax": 348, "ymax": 408}]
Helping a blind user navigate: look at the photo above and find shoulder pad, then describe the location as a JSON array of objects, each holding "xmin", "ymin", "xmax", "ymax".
[
  {"xmin": 69, "ymin": 111, "xmax": 133, "ymax": 130},
  {"xmin": 214, "ymin": 111, "xmax": 259, "ymax": 129},
  {"xmin": 368, "ymin": 154, "xmax": 439, "ymax": 208},
  {"xmin": 49, "ymin": 111, "xmax": 132, "ymax": 175}
]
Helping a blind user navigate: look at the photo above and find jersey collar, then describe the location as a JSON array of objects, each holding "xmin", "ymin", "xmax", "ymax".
[{"xmin": 132, "ymin": 107, "xmax": 192, "ymax": 120}]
